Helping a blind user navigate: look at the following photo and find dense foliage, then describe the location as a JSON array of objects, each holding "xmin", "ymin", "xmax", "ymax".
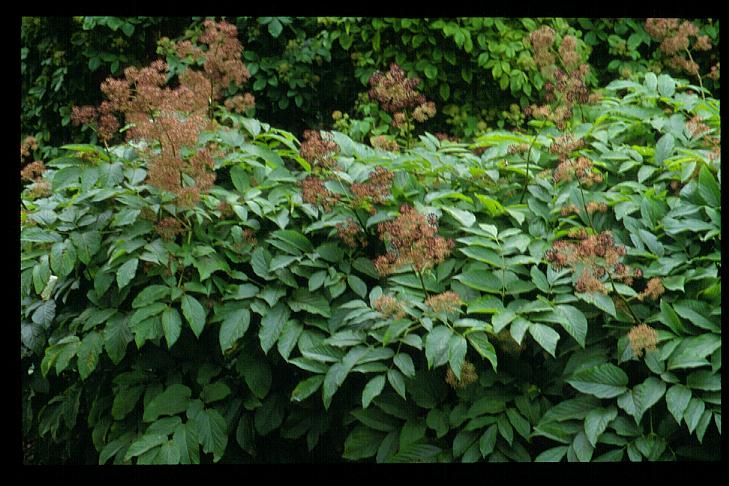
[
  {"xmin": 22, "ymin": 17, "xmax": 719, "ymax": 153},
  {"xmin": 21, "ymin": 18, "xmax": 721, "ymax": 464}
]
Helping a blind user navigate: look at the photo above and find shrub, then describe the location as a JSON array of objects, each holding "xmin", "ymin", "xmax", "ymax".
[{"xmin": 21, "ymin": 24, "xmax": 721, "ymax": 464}]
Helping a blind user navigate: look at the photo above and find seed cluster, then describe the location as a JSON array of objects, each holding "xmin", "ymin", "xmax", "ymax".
[
  {"xmin": 370, "ymin": 135, "xmax": 400, "ymax": 152},
  {"xmin": 155, "ymin": 217, "xmax": 185, "ymax": 241},
  {"xmin": 336, "ymin": 218, "xmax": 367, "ymax": 249},
  {"xmin": 553, "ymin": 156, "xmax": 603, "ymax": 187},
  {"xmin": 426, "ymin": 291, "xmax": 463, "ymax": 313},
  {"xmin": 299, "ymin": 130, "xmax": 339, "ymax": 171},
  {"xmin": 636, "ymin": 277, "xmax": 665, "ymax": 302},
  {"xmin": 445, "ymin": 361, "xmax": 478, "ymax": 389},
  {"xmin": 545, "ymin": 230, "xmax": 641, "ymax": 294},
  {"xmin": 645, "ymin": 18, "xmax": 713, "ymax": 76},
  {"xmin": 368, "ymin": 63, "xmax": 436, "ymax": 127},
  {"xmin": 627, "ymin": 323, "xmax": 659, "ymax": 358},
  {"xmin": 351, "ymin": 166, "xmax": 394, "ymax": 209},
  {"xmin": 373, "ymin": 204, "xmax": 454, "ymax": 276},
  {"xmin": 373, "ymin": 294, "xmax": 405, "ymax": 320},
  {"xmin": 299, "ymin": 176, "xmax": 340, "ymax": 212}
]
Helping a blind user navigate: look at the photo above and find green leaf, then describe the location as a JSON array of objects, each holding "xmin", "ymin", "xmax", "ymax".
[
  {"xmin": 190, "ymin": 407, "xmax": 228, "ymax": 462},
  {"xmin": 347, "ymin": 274, "xmax": 367, "ymax": 298},
  {"xmin": 425, "ymin": 326, "xmax": 453, "ymax": 369},
  {"xmin": 466, "ymin": 332, "xmax": 497, "ymax": 371},
  {"xmin": 343, "ymin": 425, "xmax": 385, "ymax": 460},
  {"xmin": 683, "ymin": 398, "xmax": 705, "ymax": 434},
  {"xmin": 218, "ymin": 308, "xmax": 250, "ymax": 353},
  {"xmin": 528, "ymin": 323, "xmax": 560, "ymax": 357},
  {"xmin": 654, "ymin": 133, "xmax": 674, "ymax": 164},
  {"xmin": 288, "ymin": 288, "xmax": 331, "ymax": 317},
  {"xmin": 576, "ymin": 292, "xmax": 616, "ymax": 319},
  {"xmin": 387, "ymin": 368, "xmax": 407, "ymax": 400},
  {"xmin": 71, "ymin": 231, "xmax": 101, "ymax": 265},
  {"xmin": 657, "ymin": 74, "xmax": 675, "ymax": 97},
  {"xmin": 259, "ymin": 302, "xmax": 290, "ymax": 354},
  {"xmin": 201, "ymin": 382, "xmax": 231, "ymax": 404},
  {"xmin": 77, "ymin": 332, "xmax": 104, "ymax": 380},
  {"xmin": 535, "ymin": 446, "xmax": 568, "ymax": 462},
  {"xmin": 161, "ymin": 307, "xmax": 182, "ymax": 349},
  {"xmin": 132, "ymin": 285, "xmax": 170, "ymax": 308},
  {"xmin": 143, "ymin": 384, "xmax": 192, "ymax": 422},
  {"xmin": 659, "ymin": 299, "xmax": 687, "ymax": 335},
  {"xmin": 667, "ymin": 333, "xmax": 721, "ymax": 370},
  {"xmin": 697, "ymin": 165, "xmax": 720, "ymax": 207},
  {"xmin": 238, "ymin": 354, "xmax": 272, "ymax": 399},
  {"xmin": 181, "ymin": 295, "xmax": 206, "ymax": 338},
  {"xmin": 112, "ymin": 385, "xmax": 144, "ymax": 420},
  {"xmin": 442, "ymin": 207, "xmax": 476, "ymax": 227},
  {"xmin": 584, "ymin": 406, "xmax": 618, "ymax": 447},
  {"xmin": 446, "ymin": 328, "xmax": 468, "ymax": 367},
  {"xmin": 124, "ymin": 434, "xmax": 167, "ymax": 461},
  {"xmin": 566, "ymin": 363, "xmax": 629, "ymax": 398},
  {"xmin": 665, "ymin": 384, "xmax": 692, "ymax": 425},
  {"xmin": 479, "ymin": 424, "xmax": 498, "ymax": 457},
  {"xmin": 50, "ymin": 241, "xmax": 76, "ymax": 277},
  {"xmin": 393, "ymin": 353, "xmax": 416, "ymax": 378},
  {"xmin": 572, "ymin": 430, "xmax": 594, "ymax": 462},
  {"xmin": 617, "ymin": 377, "xmax": 666, "ymax": 424},
  {"xmin": 291, "ymin": 375, "xmax": 325, "ymax": 402},
  {"xmin": 362, "ymin": 375, "xmax": 386, "ymax": 408}
]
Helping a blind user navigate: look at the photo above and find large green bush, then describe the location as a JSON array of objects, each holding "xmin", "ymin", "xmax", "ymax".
[
  {"xmin": 21, "ymin": 31, "xmax": 721, "ymax": 464},
  {"xmin": 22, "ymin": 17, "xmax": 720, "ymax": 152}
]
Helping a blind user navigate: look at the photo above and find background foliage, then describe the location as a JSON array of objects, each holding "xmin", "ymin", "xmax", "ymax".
[{"xmin": 21, "ymin": 17, "xmax": 721, "ymax": 464}]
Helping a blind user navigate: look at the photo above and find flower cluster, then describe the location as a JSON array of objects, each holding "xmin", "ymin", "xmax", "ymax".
[
  {"xmin": 585, "ymin": 201, "xmax": 608, "ymax": 214},
  {"xmin": 637, "ymin": 277, "xmax": 665, "ymax": 302},
  {"xmin": 20, "ymin": 160, "xmax": 46, "ymax": 182},
  {"xmin": 299, "ymin": 130, "xmax": 339, "ymax": 171},
  {"xmin": 526, "ymin": 26, "xmax": 594, "ymax": 129},
  {"xmin": 155, "ymin": 217, "xmax": 185, "ymax": 241},
  {"xmin": 549, "ymin": 134, "xmax": 585, "ymax": 161},
  {"xmin": 545, "ymin": 230, "xmax": 641, "ymax": 294},
  {"xmin": 20, "ymin": 136, "xmax": 38, "ymax": 162},
  {"xmin": 412, "ymin": 101, "xmax": 437, "ymax": 123},
  {"xmin": 373, "ymin": 294, "xmax": 405, "ymax": 320},
  {"xmin": 299, "ymin": 176, "xmax": 340, "ymax": 212},
  {"xmin": 370, "ymin": 135, "xmax": 400, "ymax": 152},
  {"xmin": 175, "ymin": 20, "xmax": 251, "ymax": 101},
  {"xmin": 445, "ymin": 361, "xmax": 478, "ymax": 389},
  {"xmin": 336, "ymin": 218, "xmax": 367, "ymax": 249},
  {"xmin": 553, "ymin": 156, "xmax": 603, "ymax": 187},
  {"xmin": 70, "ymin": 104, "xmax": 120, "ymax": 143},
  {"xmin": 351, "ymin": 166, "xmax": 394, "ymax": 209},
  {"xmin": 645, "ymin": 18, "xmax": 712, "ymax": 76},
  {"xmin": 627, "ymin": 323, "xmax": 659, "ymax": 358},
  {"xmin": 373, "ymin": 204, "xmax": 454, "ymax": 276},
  {"xmin": 224, "ymin": 93, "xmax": 256, "ymax": 114},
  {"xmin": 426, "ymin": 291, "xmax": 462, "ymax": 313},
  {"xmin": 368, "ymin": 63, "xmax": 426, "ymax": 113}
]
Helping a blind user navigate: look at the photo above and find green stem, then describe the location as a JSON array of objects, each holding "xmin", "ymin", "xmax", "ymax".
[
  {"xmin": 685, "ymin": 47, "xmax": 706, "ymax": 100},
  {"xmin": 519, "ymin": 136, "xmax": 537, "ymax": 204},
  {"xmin": 416, "ymin": 270, "xmax": 430, "ymax": 299}
]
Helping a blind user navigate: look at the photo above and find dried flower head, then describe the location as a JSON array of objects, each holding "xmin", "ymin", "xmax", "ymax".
[
  {"xmin": 373, "ymin": 294, "xmax": 405, "ymax": 320},
  {"xmin": 368, "ymin": 63, "xmax": 426, "ymax": 113},
  {"xmin": 300, "ymin": 176, "xmax": 340, "ymax": 212},
  {"xmin": 585, "ymin": 201, "xmax": 608, "ymax": 214},
  {"xmin": 426, "ymin": 291, "xmax": 462, "ymax": 313},
  {"xmin": 560, "ymin": 204, "xmax": 580, "ymax": 217},
  {"xmin": 224, "ymin": 93, "xmax": 256, "ymax": 114},
  {"xmin": 553, "ymin": 156, "xmax": 603, "ymax": 186},
  {"xmin": 351, "ymin": 166, "xmax": 394, "ymax": 208},
  {"xmin": 374, "ymin": 204, "xmax": 454, "ymax": 276},
  {"xmin": 155, "ymin": 217, "xmax": 185, "ymax": 241},
  {"xmin": 445, "ymin": 361, "xmax": 478, "ymax": 389},
  {"xmin": 20, "ymin": 136, "xmax": 38, "ymax": 162},
  {"xmin": 337, "ymin": 218, "xmax": 367, "ymax": 249},
  {"xmin": 637, "ymin": 278, "xmax": 665, "ymax": 302},
  {"xmin": 300, "ymin": 130, "xmax": 339, "ymax": 171},
  {"xmin": 370, "ymin": 135, "xmax": 400, "ymax": 152},
  {"xmin": 412, "ymin": 101, "xmax": 437, "ymax": 122},
  {"xmin": 628, "ymin": 323, "xmax": 659, "ymax": 357},
  {"xmin": 20, "ymin": 161, "xmax": 46, "ymax": 182}
]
